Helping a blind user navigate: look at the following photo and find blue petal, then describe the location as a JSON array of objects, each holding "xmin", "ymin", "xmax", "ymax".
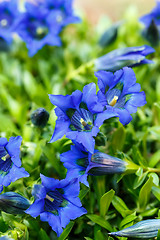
[
  {"xmin": 25, "ymin": 199, "xmax": 44, "ymax": 217},
  {"xmin": 0, "ymin": 138, "xmax": 8, "ymax": 147},
  {"xmin": 76, "ymin": 132, "xmax": 95, "ymax": 154},
  {"xmin": 50, "ymin": 118, "xmax": 70, "ymax": 143},
  {"xmin": 6, "ymin": 136, "xmax": 22, "ymax": 167},
  {"xmin": 49, "ymin": 94, "xmax": 73, "ymax": 112},
  {"xmin": 40, "ymin": 174, "xmax": 60, "ymax": 190},
  {"xmin": 95, "ymin": 71, "xmax": 114, "ymax": 93},
  {"xmin": 32, "ymin": 184, "xmax": 46, "ymax": 200},
  {"xmin": 95, "ymin": 109, "xmax": 118, "ymax": 126},
  {"xmin": 40, "ymin": 212, "xmax": 63, "ymax": 237}
]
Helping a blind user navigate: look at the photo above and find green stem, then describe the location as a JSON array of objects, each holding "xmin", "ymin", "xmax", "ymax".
[{"xmin": 63, "ymin": 59, "xmax": 95, "ymax": 86}]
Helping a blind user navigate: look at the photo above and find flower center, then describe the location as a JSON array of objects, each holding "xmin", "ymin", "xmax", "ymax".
[
  {"xmin": 109, "ymin": 96, "xmax": 118, "ymax": 106},
  {"xmin": 45, "ymin": 194, "xmax": 54, "ymax": 202},
  {"xmin": 80, "ymin": 118, "xmax": 87, "ymax": 127},
  {"xmin": 0, "ymin": 19, "xmax": 7, "ymax": 27},
  {"xmin": 56, "ymin": 15, "xmax": 63, "ymax": 23},
  {"xmin": 1, "ymin": 153, "xmax": 10, "ymax": 161}
]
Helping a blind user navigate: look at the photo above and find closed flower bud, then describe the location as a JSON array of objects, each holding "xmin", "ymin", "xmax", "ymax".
[
  {"xmin": 0, "ymin": 192, "xmax": 30, "ymax": 214},
  {"xmin": 142, "ymin": 19, "xmax": 159, "ymax": 47},
  {"xmin": 88, "ymin": 152, "xmax": 127, "ymax": 175},
  {"xmin": 109, "ymin": 219, "xmax": 160, "ymax": 238},
  {"xmin": 99, "ymin": 22, "xmax": 120, "ymax": 47},
  {"xmin": 94, "ymin": 45, "xmax": 155, "ymax": 72},
  {"xmin": 31, "ymin": 108, "xmax": 49, "ymax": 128}
]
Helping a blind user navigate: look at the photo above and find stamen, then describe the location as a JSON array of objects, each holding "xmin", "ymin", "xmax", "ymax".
[
  {"xmin": 1, "ymin": 154, "xmax": 10, "ymax": 161},
  {"xmin": 56, "ymin": 15, "xmax": 63, "ymax": 23},
  {"xmin": 80, "ymin": 118, "xmax": 87, "ymax": 127},
  {"xmin": 0, "ymin": 19, "xmax": 7, "ymax": 27},
  {"xmin": 36, "ymin": 27, "xmax": 44, "ymax": 35},
  {"xmin": 109, "ymin": 96, "xmax": 118, "ymax": 106},
  {"xmin": 46, "ymin": 194, "xmax": 54, "ymax": 202}
]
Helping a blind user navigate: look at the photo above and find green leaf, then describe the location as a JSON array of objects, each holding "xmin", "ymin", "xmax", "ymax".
[
  {"xmin": 95, "ymin": 230, "xmax": 104, "ymax": 240},
  {"xmin": 79, "ymin": 188, "xmax": 90, "ymax": 200},
  {"xmin": 149, "ymin": 150, "xmax": 160, "ymax": 167},
  {"xmin": 138, "ymin": 176, "xmax": 153, "ymax": 209},
  {"xmin": 111, "ymin": 126, "xmax": 126, "ymax": 151},
  {"xmin": 58, "ymin": 221, "xmax": 74, "ymax": 240},
  {"xmin": 38, "ymin": 229, "xmax": 50, "ymax": 240},
  {"xmin": 119, "ymin": 212, "xmax": 137, "ymax": 229},
  {"xmin": 152, "ymin": 186, "xmax": 160, "ymax": 201},
  {"xmin": 84, "ymin": 237, "xmax": 93, "ymax": 240},
  {"xmin": 112, "ymin": 196, "xmax": 132, "ymax": 217},
  {"xmin": 133, "ymin": 171, "xmax": 148, "ymax": 189},
  {"xmin": 100, "ymin": 189, "xmax": 115, "ymax": 217},
  {"xmin": 86, "ymin": 214, "xmax": 112, "ymax": 232}
]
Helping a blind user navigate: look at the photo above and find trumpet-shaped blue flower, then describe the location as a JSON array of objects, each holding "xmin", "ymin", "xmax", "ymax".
[
  {"xmin": 95, "ymin": 67, "xmax": 147, "ymax": 125},
  {"xmin": 109, "ymin": 219, "xmax": 160, "ymax": 238},
  {"xmin": 49, "ymin": 83, "xmax": 116, "ymax": 154},
  {"xmin": 94, "ymin": 45, "xmax": 155, "ymax": 72},
  {"xmin": 0, "ymin": 0, "xmax": 20, "ymax": 43},
  {"xmin": 39, "ymin": 0, "xmax": 81, "ymax": 28},
  {"xmin": 60, "ymin": 143, "xmax": 127, "ymax": 187},
  {"xmin": 0, "ymin": 192, "xmax": 30, "ymax": 214},
  {"xmin": 0, "ymin": 136, "xmax": 29, "ymax": 192},
  {"xmin": 16, "ymin": 2, "xmax": 62, "ymax": 56},
  {"xmin": 25, "ymin": 174, "xmax": 87, "ymax": 237}
]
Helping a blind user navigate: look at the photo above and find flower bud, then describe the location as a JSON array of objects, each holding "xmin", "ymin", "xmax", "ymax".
[
  {"xmin": 142, "ymin": 19, "xmax": 159, "ymax": 47},
  {"xmin": 94, "ymin": 45, "xmax": 155, "ymax": 72},
  {"xmin": 31, "ymin": 108, "xmax": 49, "ymax": 128},
  {"xmin": 88, "ymin": 152, "xmax": 127, "ymax": 175},
  {"xmin": 99, "ymin": 22, "xmax": 120, "ymax": 47},
  {"xmin": 0, "ymin": 192, "xmax": 30, "ymax": 214},
  {"xmin": 109, "ymin": 219, "xmax": 160, "ymax": 238}
]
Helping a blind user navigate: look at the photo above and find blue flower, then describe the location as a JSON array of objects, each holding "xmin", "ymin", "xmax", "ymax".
[
  {"xmin": 109, "ymin": 219, "xmax": 160, "ymax": 238},
  {"xmin": 0, "ymin": 136, "xmax": 29, "ymax": 192},
  {"xmin": 140, "ymin": 1, "xmax": 160, "ymax": 29},
  {"xmin": 16, "ymin": 2, "xmax": 62, "ymax": 56},
  {"xmin": 0, "ymin": 192, "xmax": 30, "ymax": 214},
  {"xmin": 39, "ymin": 0, "xmax": 81, "ymax": 28},
  {"xmin": 49, "ymin": 83, "xmax": 116, "ymax": 154},
  {"xmin": 25, "ymin": 174, "xmax": 87, "ymax": 237},
  {"xmin": 0, "ymin": 0, "xmax": 20, "ymax": 43},
  {"xmin": 95, "ymin": 67, "xmax": 147, "ymax": 125},
  {"xmin": 94, "ymin": 45, "xmax": 155, "ymax": 72},
  {"xmin": 60, "ymin": 143, "xmax": 127, "ymax": 187}
]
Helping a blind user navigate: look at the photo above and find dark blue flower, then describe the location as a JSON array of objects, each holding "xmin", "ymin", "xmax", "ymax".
[
  {"xmin": 16, "ymin": 2, "xmax": 62, "ymax": 56},
  {"xmin": 94, "ymin": 45, "xmax": 155, "ymax": 72},
  {"xmin": 109, "ymin": 219, "xmax": 160, "ymax": 238},
  {"xmin": 39, "ymin": 0, "xmax": 81, "ymax": 28},
  {"xmin": 95, "ymin": 67, "xmax": 147, "ymax": 125},
  {"xmin": 25, "ymin": 174, "xmax": 87, "ymax": 237},
  {"xmin": 0, "ymin": 192, "xmax": 30, "ymax": 214},
  {"xmin": 60, "ymin": 143, "xmax": 127, "ymax": 187},
  {"xmin": 49, "ymin": 83, "xmax": 116, "ymax": 154},
  {"xmin": 0, "ymin": 0, "xmax": 21, "ymax": 43},
  {"xmin": 0, "ymin": 136, "xmax": 29, "ymax": 192}
]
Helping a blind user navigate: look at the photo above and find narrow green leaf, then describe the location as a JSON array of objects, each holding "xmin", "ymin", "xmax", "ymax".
[
  {"xmin": 119, "ymin": 212, "xmax": 137, "ymax": 229},
  {"xmin": 133, "ymin": 172, "xmax": 148, "ymax": 189},
  {"xmin": 100, "ymin": 189, "xmax": 115, "ymax": 217},
  {"xmin": 95, "ymin": 230, "xmax": 104, "ymax": 240},
  {"xmin": 152, "ymin": 186, "xmax": 160, "ymax": 201},
  {"xmin": 149, "ymin": 150, "xmax": 160, "ymax": 167},
  {"xmin": 58, "ymin": 221, "xmax": 74, "ymax": 240},
  {"xmin": 138, "ymin": 176, "xmax": 153, "ymax": 209},
  {"xmin": 39, "ymin": 229, "xmax": 50, "ymax": 240},
  {"xmin": 112, "ymin": 196, "xmax": 132, "ymax": 217},
  {"xmin": 86, "ymin": 214, "xmax": 112, "ymax": 232}
]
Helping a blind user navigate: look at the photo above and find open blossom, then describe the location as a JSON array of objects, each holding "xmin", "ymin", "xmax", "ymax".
[
  {"xmin": 15, "ymin": 2, "xmax": 62, "ymax": 56},
  {"xmin": 49, "ymin": 83, "xmax": 117, "ymax": 154},
  {"xmin": 26, "ymin": 174, "xmax": 87, "ymax": 237},
  {"xmin": 95, "ymin": 67, "xmax": 147, "ymax": 125},
  {"xmin": 94, "ymin": 45, "xmax": 155, "ymax": 72},
  {"xmin": 0, "ymin": 0, "xmax": 21, "ymax": 43},
  {"xmin": 109, "ymin": 219, "xmax": 160, "ymax": 238},
  {"xmin": 60, "ymin": 143, "xmax": 127, "ymax": 187},
  {"xmin": 39, "ymin": 0, "xmax": 81, "ymax": 28},
  {"xmin": 0, "ymin": 136, "xmax": 29, "ymax": 192}
]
